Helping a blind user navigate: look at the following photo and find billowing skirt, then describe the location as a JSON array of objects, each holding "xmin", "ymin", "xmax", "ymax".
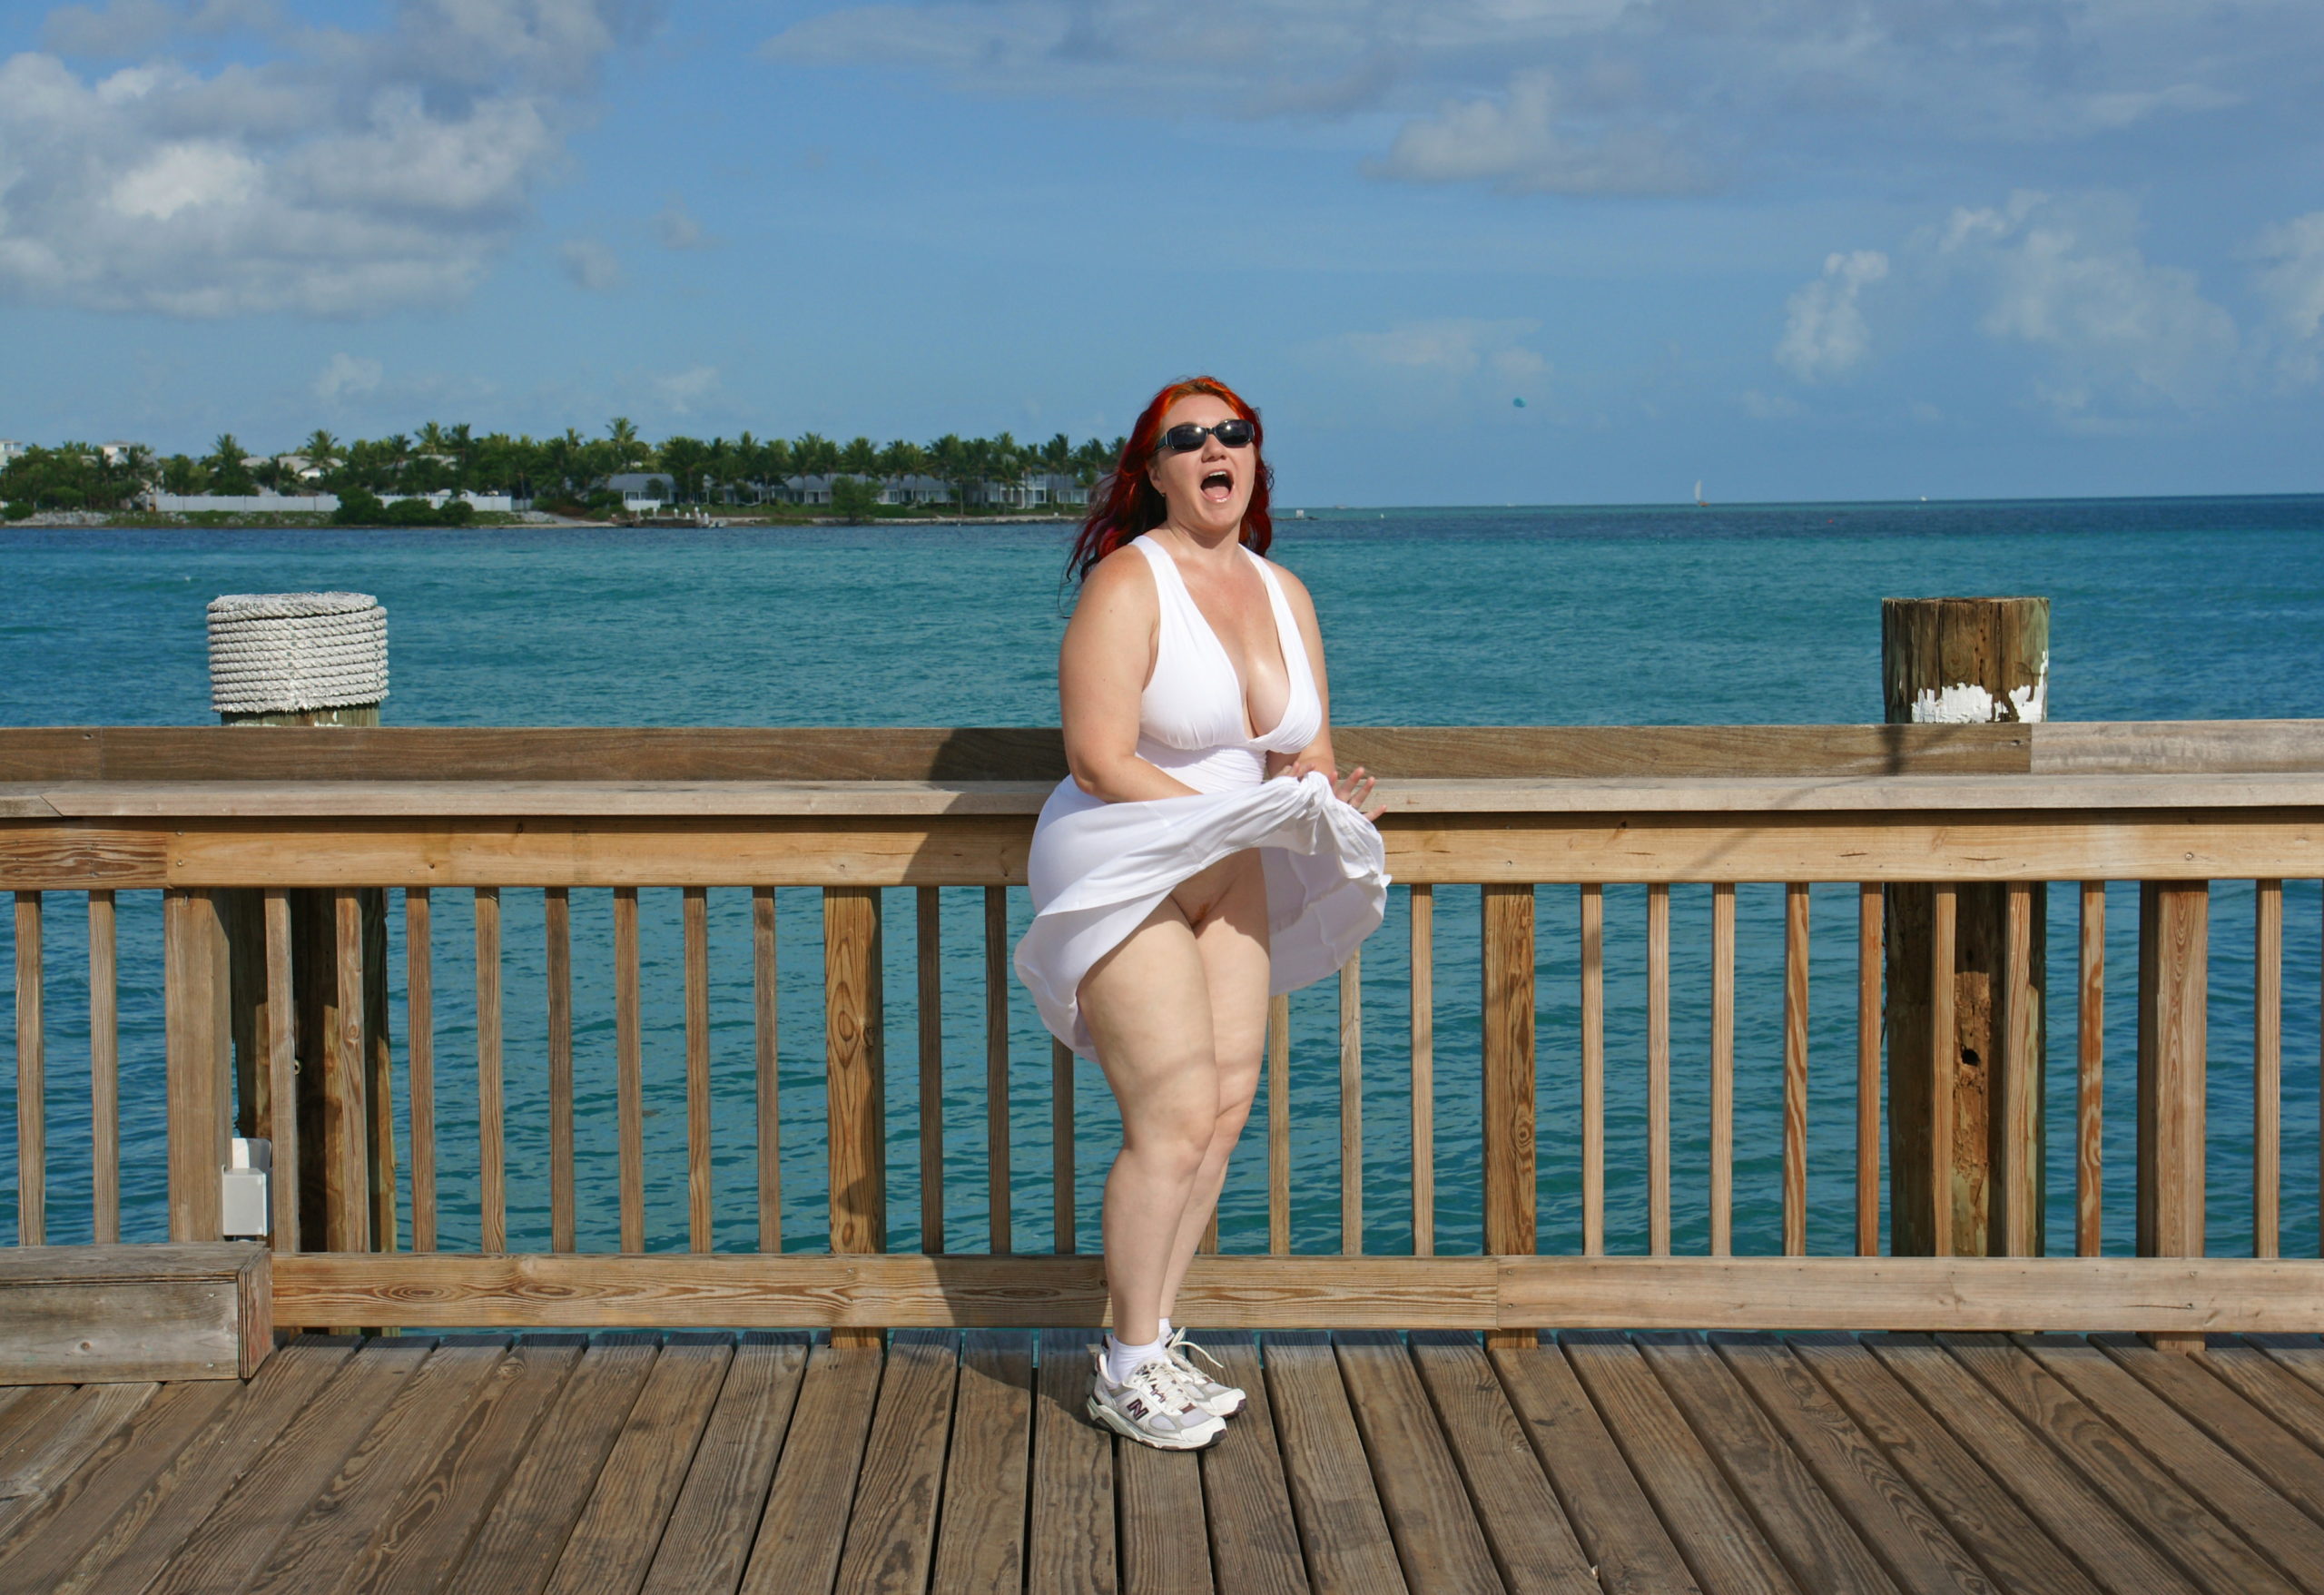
[{"xmin": 1013, "ymin": 770, "xmax": 1389, "ymax": 1058}]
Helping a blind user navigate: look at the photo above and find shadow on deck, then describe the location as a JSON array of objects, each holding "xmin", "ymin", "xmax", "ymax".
[{"xmin": 5, "ymin": 1326, "xmax": 2324, "ymax": 1593}]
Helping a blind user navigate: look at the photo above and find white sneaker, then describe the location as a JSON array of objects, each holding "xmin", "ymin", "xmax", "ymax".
[
  {"xmin": 1087, "ymin": 1349, "xmax": 1226, "ymax": 1451},
  {"xmin": 1163, "ymin": 1328, "xmax": 1247, "ymax": 1418}
]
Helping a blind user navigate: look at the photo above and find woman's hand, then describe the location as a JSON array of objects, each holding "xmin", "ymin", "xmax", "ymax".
[{"xmin": 1332, "ymin": 763, "xmax": 1384, "ymax": 822}]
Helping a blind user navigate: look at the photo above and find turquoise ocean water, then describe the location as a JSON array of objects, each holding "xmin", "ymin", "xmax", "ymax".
[{"xmin": 5, "ymin": 496, "xmax": 2323, "ymax": 1263}]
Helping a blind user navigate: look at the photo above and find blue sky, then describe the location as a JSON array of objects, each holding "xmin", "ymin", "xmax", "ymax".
[{"xmin": 3, "ymin": 0, "xmax": 2320, "ymax": 504}]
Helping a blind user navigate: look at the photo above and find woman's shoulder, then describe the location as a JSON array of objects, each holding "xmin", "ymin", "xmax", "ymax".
[
  {"xmin": 1253, "ymin": 549, "xmax": 1315, "ymax": 608},
  {"xmin": 1077, "ymin": 539, "xmax": 1161, "ymax": 609}
]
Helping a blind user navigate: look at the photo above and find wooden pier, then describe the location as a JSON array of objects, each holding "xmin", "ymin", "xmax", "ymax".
[
  {"xmin": 15, "ymin": 1325, "xmax": 2324, "ymax": 1592},
  {"xmin": 8, "ymin": 722, "xmax": 2324, "ymax": 1590}
]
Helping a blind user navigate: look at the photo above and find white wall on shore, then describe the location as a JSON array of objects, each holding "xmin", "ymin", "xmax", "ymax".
[{"xmin": 151, "ymin": 492, "xmax": 521, "ymax": 513}]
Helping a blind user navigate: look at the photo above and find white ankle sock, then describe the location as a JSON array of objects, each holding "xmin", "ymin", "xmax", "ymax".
[
  {"xmin": 1106, "ymin": 1333, "xmax": 1166, "ymax": 1385},
  {"xmin": 1158, "ymin": 1317, "xmax": 1173, "ymax": 1343}
]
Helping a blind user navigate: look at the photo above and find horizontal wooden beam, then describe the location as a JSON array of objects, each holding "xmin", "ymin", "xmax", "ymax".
[
  {"xmin": 268, "ymin": 1252, "xmax": 2324, "ymax": 1333},
  {"xmin": 6, "ymin": 807, "xmax": 2319, "ymax": 889}
]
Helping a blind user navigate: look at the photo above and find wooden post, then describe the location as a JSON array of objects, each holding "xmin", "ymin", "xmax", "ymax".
[
  {"xmin": 1883, "ymin": 596, "xmax": 2048, "ymax": 1256},
  {"xmin": 163, "ymin": 889, "xmax": 231, "ymax": 1243},
  {"xmin": 1482, "ymin": 883, "xmax": 1535, "ymax": 1349},
  {"xmin": 826, "ymin": 886, "xmax": 885, "ymax": 1349},
  {"xmin": 2138, "ymin": 881, "xmax": 2207, "ymax": 1353}
]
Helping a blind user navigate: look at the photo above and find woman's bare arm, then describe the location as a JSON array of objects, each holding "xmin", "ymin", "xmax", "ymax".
[
  {"xmin": 1059, "ymin": 549, "xmax": 1202, "ymax": 802},
  {"xmin": 1266, "ymin": 562, "xmax": 1381, "ymax": 818}
]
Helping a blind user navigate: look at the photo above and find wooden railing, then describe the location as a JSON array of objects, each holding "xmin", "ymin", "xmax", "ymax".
[{"xmin": 5, "ymin": 723, "xmax": 2323, "ymax": 1348}]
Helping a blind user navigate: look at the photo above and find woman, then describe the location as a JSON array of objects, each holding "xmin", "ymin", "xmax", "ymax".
[{"xmin": 1014, "ymin": 376, "xmax": 1387, "ymax": 1450}]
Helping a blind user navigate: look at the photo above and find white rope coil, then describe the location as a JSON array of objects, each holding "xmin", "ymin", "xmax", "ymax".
[{"xmin": 208, "ymin": 591, "xmax": 389, "ymax": 714}]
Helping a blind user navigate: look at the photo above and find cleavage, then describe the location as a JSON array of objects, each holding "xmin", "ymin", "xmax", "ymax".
[{"xmin": 1178, "ymin": 564, "xmax": 1290, "ymax": 741}]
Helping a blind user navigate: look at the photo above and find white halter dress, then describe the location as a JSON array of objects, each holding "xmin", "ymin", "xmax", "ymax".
[{"xmin": 1015, "ymin": 537, "xmax": 1388, "ymax": 1058}]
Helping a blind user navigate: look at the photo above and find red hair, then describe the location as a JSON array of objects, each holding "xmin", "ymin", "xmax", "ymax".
[{"xmin": 1067, "ymin": 376, "xmax": 1274, "ymax": 584}]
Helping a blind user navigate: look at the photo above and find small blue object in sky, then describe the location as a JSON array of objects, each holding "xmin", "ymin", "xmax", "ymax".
[{"xmin": 1512, "ymin": 397, "xmax": 1526, "ymax": 408}]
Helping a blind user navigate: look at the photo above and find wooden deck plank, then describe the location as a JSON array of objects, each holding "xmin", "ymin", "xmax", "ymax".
[
  {"xmin": 639, "ymin": 1333, "xmax": 812, "ymax": 1595},
  {"xmin": 0, "ymin": 1382, "xmax": 238, "ymax": 1590},
  {"xmin": 340, "ymin": 1334, "xmax": 587, "ymax": 1595},
  {"xmin": 441, "ymin": 1333, "xmax": 661, "ymax": 1595},
  {"xmin": 931, "ymin": 1331, "xmax": 1033, "ymax": 1595},
  {"xmin": 0, "ymin": 1386, "xmax": 74, "ymax": 1454},
  {"xmin": 1786, "ymin": 1333, "xmax": 2115, "ymax": 1595},
  {"xmin": 2018, "ymin": 1333, "xmax": 2324, "ymax": 1583},
  {"xmin": 1192, "ymin": 1331, "xmax": 1309, "ymax": 1595},
  {"xmin": 835, "ymin": 1329, "xmax": 961, "ymax": 1595},
  {"xmin": 542, "ymin": 1334, "xmax": 734, "ymax": 1595},
  {"xmin": 1931, "ymin": 1333, "xmax": 2301, "ymax": 1595},
  {"xmin": 1560, "ymin": 1332, "xmax": 1798, "ymax": 1595},
  {"xmin": 47, "ymin": 1335, "xmax": 358, "ymax": 1595},
  {"xmin": 1639, "ymin": 1333, "xmax": 1905, "ymax": 1595},
  {"xmin": 2254, "ymin": 1334, "xmax": 2324, "ymax": 1403},
  {"xmin": 1708, "ymin": 1334, "xmax": 1993, "ymax": 1595},
  {"xmin": 1407, "ymin": 1331, "xmax": 1597, "ymax": 1593},
  {"xmin": 0, "ymin": 1381, "xmax": 155, "ymax": 1541},
  {"xmin": 1487, "ymin": 1339, "xmax": 1700, "ymax": 1595},
  {"xmin": 2098, "ymin": 1334, "xmax": 2324, "ymax": 1524},
  {"xmin": 741, "ymin": 1337, "xmax": 884, "ymax": 1595},
  {"xmin": 1118, "ymin": 1401, "xmax": 1216, "ymax": 1595},
  {"xmin": 2194, "ymin": 1338, "xmax": 2324, "ymax": 1462},
  {"xmin": 1332, "ymin": 1331, "xmax": 1503, "ymax": 1594},
  {"xmin": 1028, "ymin": 1328, "xmax": 1116, "ymax": 1595},
  {"xmin": 1264, "ymin": 1330, "xmax": 1408, "ymax": 1595},
  {"xmin": 241, "ymin": 1339, "xmax": 511, "ymax": 1595},
  {"xmin": 142, "ymin": 1336, "xmax": 438, "ymax": 1595}
]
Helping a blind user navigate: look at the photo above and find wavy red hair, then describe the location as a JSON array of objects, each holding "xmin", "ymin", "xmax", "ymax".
[{"xmin": 1067, "ymin": 376, "xmax": 1273, "ymax": 584}]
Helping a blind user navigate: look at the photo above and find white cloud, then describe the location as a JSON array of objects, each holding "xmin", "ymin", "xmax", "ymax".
[
  {"xmin": 1370, "ymin": 73, "xmax": 1701, "ymax": 196},
  {"xmin": 313, "ymin": 351, "xmax": 382, "ymax": 400},
  {"xmin": 654, "ymin": 364, "xmax": 721, "ymax": 414},
  {"xmin": 2250, "ymin": 212, "xmax": 2324, "ymax": 383},
  {"xmin": 559, "ymin": 238, "xmax": 624, "ymax": 291},
  {"xmin": 655, "ymin": 197, "xmax": 711, "ymax": 251},
  {"xmin": 0, "ymin": 0, "xmax": 649, "ymax": 318},
  {"xmin": 1740, "ymin": 389, "xmax": 1803, "ymax": 419},
  {"xmin": 1331, "ymin": 318, "xmax": 1548, "ymax": 382},
  {"xmin": 1775, "ymin": 250, "xmax": 1888, "ymax": 381}
]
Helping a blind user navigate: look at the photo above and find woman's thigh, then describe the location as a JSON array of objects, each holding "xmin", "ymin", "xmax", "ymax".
[
  {"xmin": 1079, "ymin": 898, "xmax": 1218, "ymax": 1137},
  {"xmin": 1178, "ymin": 852, "xmax": 1271, "ymax": 1110}
]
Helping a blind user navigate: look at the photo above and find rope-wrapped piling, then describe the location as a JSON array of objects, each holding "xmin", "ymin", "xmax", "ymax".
[{"xmin": 207, "ymin": 591, "xmax": 389, "ymax": 715}]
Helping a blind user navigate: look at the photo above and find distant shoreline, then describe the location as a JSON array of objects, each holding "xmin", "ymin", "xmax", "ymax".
[{"xmin": 3, "ymin": 507, "xmax": 1089, "ymax": 531}]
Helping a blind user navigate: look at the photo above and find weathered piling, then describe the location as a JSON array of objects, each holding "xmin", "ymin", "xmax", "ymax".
[{"xmin": 1883, "ymin": 596, "xmax": 2049, "ymax": 1256}]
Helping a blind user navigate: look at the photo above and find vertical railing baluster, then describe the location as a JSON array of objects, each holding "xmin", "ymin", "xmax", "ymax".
[
  {"xmin": 475, "ymin": 887, "xmax": 504, "ymax": 1254},
  {"xmin": 983, "ymin": 886, "xmax": 1010, "ymax": 1255},
  {"xmin": 1267, "ymin": 994, "xmax": 1290, "ymax": 1255},
  {"xmin": 264, "ymin": 890, "xmax": 297, "ymax": 1251},
  {"xmin": 918, "ymin": 887, "xmax": 944, "ymax": 1255},
  {"xmin": 1709, "ymin": 882, "xmax": 1735, "ymax": 1257},
  {"xmin": 1784, "ymin": 882, "xmax": 1809, "ymax": 1257},
  {"xmin": 1482, "ymin": 882, "xmax": 1536, "ymax": 1348},
  {"xmin": 88, "ymin": 890, "xmax": 119, "ymax": 1245},
  {"xmin": 1929, "ymin": 883, "xmax": 1956, "ymax": 1257},
  {"xmin": 1053, "ymin": 1039, "xmax": 1075, "ymax": 1255},
  {"xmin": 14, "ymin": 891, "xmax": 42, "ymax": 1245},
  {"xmin": 405, "ymin": 889, "xmax": 435, "ymax": 1254},
  {"xmin": 684, "ymin": 885, "xmax": 713, "ymax": 1254},
  {"xmin": 1856, "ymin": 882, "xmax": 1881, "ymax": 1257},
  {"xmin": 753, "ymin": 887, "xmax": 781, "ymax": 1252},
  {"xmin": 544, "ymin": 887, "xmax": 574, "ymax": 1254},
  {"xmin": 330, "ymin": 886, "xmax": 370, "ymax": 1252},
  {"xmin": 615, "ymin": 885, "xmax": 644, "ymax": 1254},
  {"xmin": 1411, "ymin": 884, "xmax": 1435, "ymax": 1258},
  {"xmin": 1648, "ymin": 882, "xmax": 1670, "ymax": 1257},
  {"xmin": 1341, "ymin": 949, "xmax": 1364, "ymax": 1256},
  {"xmin": 2078, "ymin": 881, "xmax": 2103, "ymax": 1257},
  {"xmin": 825, "ymin": 885, "xmax": 886, "ymax": 1349},
  {"xmin": 1997, "ymin": 881, "xmax": 2041, "ymax": 1256},
  {"xmin": 164, "ymin": 889, "xmax": 231, "ymax": 1245},
  {"xmin": 2137, "ymin": 880, "xmax": 2208, "ymax": 1354},
  {"xmin": 1580, "ymin": 886, "xmax": 1604, "ymax": 1257},
  {"xmin": 2254, "ymin": 879, "xmax": 2282, "ymax": 1259}
]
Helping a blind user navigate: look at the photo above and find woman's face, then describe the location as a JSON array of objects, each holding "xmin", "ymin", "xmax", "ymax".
[{"xmin": 1146, "ymin": 392, "xmax": 1256, "ymax": 539}]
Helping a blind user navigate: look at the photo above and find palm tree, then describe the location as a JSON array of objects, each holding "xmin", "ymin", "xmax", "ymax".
[
  {"xmin": 302, "ymin": 429, "xmax": 341, "ymax": 468},
  {"xmin": 606, "ymin": 417, "xmax": 643, "ymax": 470}
]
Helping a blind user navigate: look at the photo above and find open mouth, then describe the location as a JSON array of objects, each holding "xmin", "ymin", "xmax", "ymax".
[{"xmin": 1200, "ymin": 468, "xmax": 1234, "ymax": 503}]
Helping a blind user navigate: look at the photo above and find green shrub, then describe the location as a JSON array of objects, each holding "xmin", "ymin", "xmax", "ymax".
[
  {"xmin": 332, "ymin": 488, "xmax": 387, "ymax": 526},
  {"xmin": 3, "ymin": 500, "xmax": 33, "ymax": 521},
  {"xmin": 830, "ymin": 476, "xmax": 881, "ymax": 523}
]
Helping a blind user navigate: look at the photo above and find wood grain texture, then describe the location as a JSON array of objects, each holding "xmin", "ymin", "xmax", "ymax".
[
  {"xmin": 1711, "ymin": 883, "xmax": 1735, "ymax": 1259},
  {"xmin": 1410, "ymin": 885, "xmax": 1434, "ymax": 1258},
  {"xmin": 833, "ymin": 1329, "xmax": 959, "ymax": 1595},
  {"xmin": 754, "ymin": 885, "xmax": 781, "ymax": 1254},
  {"xmin": 2092, "ymin": 1332, "xmax": 2324, "ymax": 1529},
  {"xmin": 0, "ymin": 1381, "xmax": 155, "ymax": 1541},
  {"xmin": 636, "ymin": 1333, "xmax": 811, "ymax": 1595},
  {"xmin": 329, "ymin": 886, "xmax": 370, "ymax": 1253},
  {"xmin": 0, "ymin": 1242, "xmax": 268, "ymax": 1383},
  {"xmin": 163, "ymin": 886, "xmax": 231, "ymax": 1244},
  {"xmin": 1784, "ymin": 883, "xmax": 1809, "ymax": 1258},
  {"xmin": 1649, "ymin": 882, "xmax": 1671, "ymax": 1258},
  {"xmin": 84, "ymin": 889, "xmax": 119, "ymax": 1245},
  {"xmin": 1856, "ymin": 883, "xmax": 1880, "ymax": 1257},
  {"xmin": 263, "ymin": 889, "xmax": 298, "ymax": 1252},
  {"xmin": 1269, "ymin": 993, "xmax": 1291, "ymax": 1255},
  {"xmin": 541, "ymin": 1335, "xmax": 732, "ymax": 1595},
  {"xmin": 1488, "ymin": 1337, "xmax": 1701, "ymax": 1595},
  {"xmin": 1340, "ymin": 950, "xmax": 1364, "ymax": 1257},
  {"xmin": 2137, "ymin": 883, "xmax": 2208, "ymax": 1274},
  {"xmin": 615, "ymin": 885, "xmax": 645, "ymax": 1254},
  {"xmin": 1262, "ymin": 1331, "xmax": 1407, "ymax": 1595},
  {"xmin": 1029, "ymin": 1327, "xmax": 1116, "ymax": 1595},
  {"xmin": 2255, "ymin": 879, "xmax": 2282, "ymax": 1259},
  {"xmin": 1581, "ymin": 885, "xmax": 1606, "ymax": 1258},
  {"xmin": 1934, "ymin": 1333, "xmax": 2299, "ymax": 1595},
  {"xmin": 13, "ymin": 891, "xmax": 42, "ymax": 1245},
  {"xmin": 1194, "ymin": 1330, "xmax": 1310, "ymax": 1595},
  {"xmin": 1481, "ymin": 884, "xmax": 1536, "ymax": 1298},
  {"xmin": 1405, "ymin": 1331, "xmax": 1599, "ymax": 1593},
  {"xmin": 2193, "ymin": 1337, "xmax": 2324, "ymax": 1469},
  {"xmin": 1930, "ymin": 883, "xmax": 1956, "ymax": 1256},
  {"xmin": 1331, "ymin": 1330, "xmax": 1501, "ymax": 1593},
  {"xmin": 1995, "ymin": 881, "xmax": 2041, "ymax": 1258},
  {"xmin": 405, "ymin": 887, "xmax": 434, "ymax": 1255},
  {"xmin": 1118, "ymin": 1398, "xmax": 1216, "ymax": 1595},
  {"xmin": 1707, "ymin": 1334, "xmax": 1990, "ymax": 1595},
  {"xmin": 2078, "ymin": 881, "xmax": 2103, "ymax": 1257},
  {"xmin": 743, "ymin": 1338, "xmax": 883, "ymax": 1595},
  {"xmin": 684, "ymin": 885, "xmax": 714, "ymax": 1253},
  {"xmin": 0, "ymin": 823, "xmax": 168, "ymax": 889},
  {"xmin": 918, "ymin": 887, "xmax": 944, "ymax": 1255},
  {"xmin": 475, "ymin": 886, "xmax": 505, "ymax": 1254},
  {"xmin": 825, "ymin": 887, "xmax": 886, "ymax": 1260},
  {"xmin": 1560, "ymin": 1331, "xmax": 1799, "ymax": 1595},
  {"xmin": 445, "ymin": 1334, "xmax": 659, "ymax": 1595},
  {"xmin": 1787, "ymin": 1332, "xmax": 2114, "ymax": 1595},
  {"xmin": 931, "ymin": 1331, "xmax": 1034, "ymax": 1595},
  {"xmin": 983, "ymin": 886, "xmax": 1010, "ymax": 1255},
  {"xmin": 545, "ymin": 886, "xmax": 574, "ymax": 1254}
]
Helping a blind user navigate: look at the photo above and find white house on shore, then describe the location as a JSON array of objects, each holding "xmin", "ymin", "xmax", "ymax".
[{"xmin": 0, "ymin": 440, "xmax": 27, "ymax": 467}]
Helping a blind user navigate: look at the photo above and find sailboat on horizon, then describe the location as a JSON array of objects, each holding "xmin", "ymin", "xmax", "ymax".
[{"xmin": 1694, "ymin": 479, "xmax": 1708, "ymax": 507}]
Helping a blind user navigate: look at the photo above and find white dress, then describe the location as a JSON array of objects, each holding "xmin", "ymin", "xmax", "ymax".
[{"xmin": 1014, "ymin": 537, "xmax": 1389, "ymax": 1058}]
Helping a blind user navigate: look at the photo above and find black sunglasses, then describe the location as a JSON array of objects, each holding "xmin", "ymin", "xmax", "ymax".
[{"xmin": 1157, "ymin": 418, "xmax": 1256, "ymax": 453}]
